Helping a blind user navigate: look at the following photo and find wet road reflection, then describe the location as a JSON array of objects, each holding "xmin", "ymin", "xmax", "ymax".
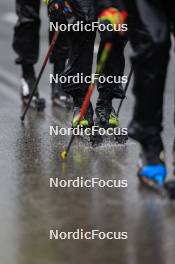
[{"xmin": 9, "ymin": 109, "xmax": 174, "ymax": 264}]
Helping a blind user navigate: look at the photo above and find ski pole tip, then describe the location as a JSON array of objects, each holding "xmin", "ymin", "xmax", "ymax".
[{"xmin": 60, "ymin": 151, "xmax": 68, "ymax": 161}]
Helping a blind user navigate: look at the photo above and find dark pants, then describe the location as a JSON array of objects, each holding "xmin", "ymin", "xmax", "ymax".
[
  {"xmin": 13, "ymin": 0, "xmax": 68, "ymax": 73},
  {"xmin": 124, "ymin": 0, "xmax": 175, "ymax": 144},
  {"xmin": 96, "ymin": 0, "xmax": 126, "ymax": 98},
  {"xmin": 62, "ymin": 29, "xmax": 96, "ymax": 98},
  {"xmin": 62, "ymin": 0, "xmax": 126, "ymax": 99},
  {"xmin": 97, "ymin": 35, "xmax": 126, "ymax": 98},
  {"xmin": 60, "ymin": 0, "xmax": 96, "ymax": 99}
]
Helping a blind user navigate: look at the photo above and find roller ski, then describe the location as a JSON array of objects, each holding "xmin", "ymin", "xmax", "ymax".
[
  {"xmin": 20, "ymin": 76, "xmax": 46, "ymax": 112},
  {"xmin": 72, "ymin": 100, "xmax": 102, "ymax": 146}
]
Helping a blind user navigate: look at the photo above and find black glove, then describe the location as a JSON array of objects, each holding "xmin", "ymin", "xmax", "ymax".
[{"xmin": 48, "ymin": 0, "xmax": 64, "ymax": 22}]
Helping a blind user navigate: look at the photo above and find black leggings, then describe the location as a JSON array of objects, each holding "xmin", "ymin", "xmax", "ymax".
[
  {"xmin": 124, "ymin": 0, "xmax": 175, "ymax": 139},
  {"xmin": 13, "ymin": 0, "xmax": 68, "ymax": 73}
]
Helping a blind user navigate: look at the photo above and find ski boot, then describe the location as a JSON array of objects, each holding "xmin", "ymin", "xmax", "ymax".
[
  {"xmin": 95, "ymin": 83, "xmax": 126, "ymax": 128},
  {"xmin": 138, "ymin": 148, "xmax": 167, "ymax": 191},
  {"xmin": 52, "ymin": 82, "xmax": 73, "ymax": 110},
  {"xmin": 112, "ymin": 83, "xmax": 126, "ymax": 100},
  {"xmin": 135, "ymin": 134, "xmax": 167, "ymax": 191},
  {"xmin": 72, "ymin": 99, "xmax": 102, "ymax": 146},
  {"xmin": 95, "ymin": 97, "xmax": 119, "ymax": 128},
  {"xmin": 95, "ymin": 96, "xmax": 128, "ymax": 144},
  {"xmin": 20, "ymin": 76, "xmax": 46, "ymax": 111}
]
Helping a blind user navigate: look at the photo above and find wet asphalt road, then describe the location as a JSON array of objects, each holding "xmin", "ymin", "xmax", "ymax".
[{"xmin": 0, "ymin": 1, "xmax": 175, "ymax": 264}]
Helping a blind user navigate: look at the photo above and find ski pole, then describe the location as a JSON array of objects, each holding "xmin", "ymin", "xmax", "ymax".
[
  {"xmin": 116, "ymin": 66, "xmax": 133, "ymax": 117},
  {"xmin": 20, "ymin": 30, "xmax": 59, "ymax": 122},
  {"xmin": 60, "ymin": 42, "xmax": 113, "ymax": 160}
]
